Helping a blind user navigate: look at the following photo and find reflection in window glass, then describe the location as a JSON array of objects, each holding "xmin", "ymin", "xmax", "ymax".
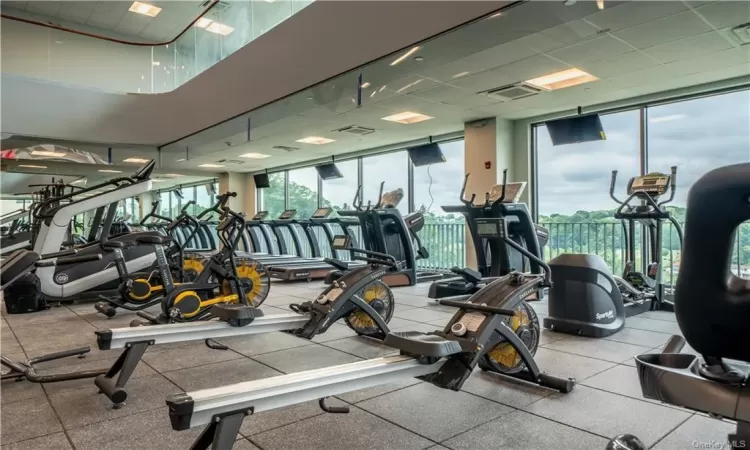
[
  {"xmin": 412, "ymin": 140, "xmax": 466, "ymax": 270},
  {"xmin": 260, "ymin": 172, "xmax": 286, "ymax": 219},
  {"xmin": 321, "ymin": 160, "xmax": 358, "ymax": 216},
  {"xmin": 536, "ymin": 110, "xmax": 640, "ymax": 274},
  {"xmin": 362, "ymin": 152, "xmax": 409, "ymax": 215},
  {"xmin": 648, "ymin": 90, "xmax": 750, "ymax": 280}
]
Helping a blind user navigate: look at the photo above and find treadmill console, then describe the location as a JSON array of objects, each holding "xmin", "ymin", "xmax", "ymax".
[
  {"xmin": 251, "ymin": 211, "xmax": 269, "ymax": 220},
  {"xmin": 475, "ymin": 218, "xmax": 508, "ymax": 239},
  {"xmin": 311, "ymin": 208, "xmax": 332, "ymax": 219},
  {"xmin": 278, "ymin": 210, "xmax": 297, "ymax": 220},
  {"xmin": 331, "ymin": 234, "xmax": 351, "ymax": 250},
  {"xmin": 628, "ymin": 173, "xmax": 670, "ymax": 198}
]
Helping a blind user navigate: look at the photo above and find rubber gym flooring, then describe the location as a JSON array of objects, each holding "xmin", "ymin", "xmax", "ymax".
[{"xmin": 1, "ymin": 281, "xmax": 734, "ymax": 449}]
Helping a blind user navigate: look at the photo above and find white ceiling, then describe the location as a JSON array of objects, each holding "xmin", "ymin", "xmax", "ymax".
[
  {"xmin": 161, "ymin": 0, "xmax": 750, "ymax": 173},
  {"xmin": 1, "ymin": 0, "xmax": 206, "ymax": 42}
]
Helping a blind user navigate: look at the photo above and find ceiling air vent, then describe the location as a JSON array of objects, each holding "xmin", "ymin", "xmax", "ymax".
[
  {"xmin": 731, "ymin": 23, "xmax": 750, "ymax": 45},
  {"xmin": 483, "ymin": 83, "xmax": 543, "ymax": 100},
  {"xmin": 200, "ymin": 0, "xmax": 230, "ymax": 10},
  {"xmin": 272, "ymin": 145, "xmax": 300, "ymax": 152},
  {"xmin": 336, "ymin": 125, "xmax": 375, "ymax": 136}
]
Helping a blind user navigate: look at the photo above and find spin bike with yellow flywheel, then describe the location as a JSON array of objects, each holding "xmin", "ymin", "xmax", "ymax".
[{"xmin": 133, "ymin": 207, "xmax": 270, "ymax": 325}]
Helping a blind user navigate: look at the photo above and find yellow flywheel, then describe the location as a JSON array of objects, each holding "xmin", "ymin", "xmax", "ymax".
[
  {"xmin": 182, "ymin": 256, "xmax": 206, "ymax": 282},
  {"xmin": 220, "ymin": 258, "xmax": 270, "ymax": 307},
  {"xmin": 345, "ymin": 280, "xmax": 394, "ymax": 336},
  {"xmin": 485, "ymin": 301, "xmax": 540, "ymax": 374}
]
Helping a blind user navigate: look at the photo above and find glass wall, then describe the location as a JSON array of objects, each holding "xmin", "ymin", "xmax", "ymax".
[
  {"xmin": 413, "ymin": 140, "xmax": 467, "ymax": 270},
  {"xmin": 321, "ymin": 159, "xmax": 358, "ymax": 215},
  {"xmin": 257, "ymin": 139, "xmax": 467, "ymax": 270},
  {"xmin": 287, "ymin": 167, "xmax": 319, "ymax": 219},
  {"xmin": 534, "ymin": 89, "xmax": 750, "ymax": 283},
  {"xmin": 361, "ymin": 152, "xmax": 409, "ymax": 215},
  {"xmin": 259, "ymin": 172, "xmax": 286, "ymax": 219}
]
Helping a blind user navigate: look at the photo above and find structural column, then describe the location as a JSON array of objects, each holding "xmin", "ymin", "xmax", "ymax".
[
  {"xmin": 463, "ymin": 117, "xmax": 516, "ymax": 269},
  {"xmin": 218, "ymin": 173, "xmax": 256, "ymax": 216}
]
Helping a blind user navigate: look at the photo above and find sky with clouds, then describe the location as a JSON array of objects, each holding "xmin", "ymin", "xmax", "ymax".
[
  {"xmin": 276, "ymin": 90, "xmax": 748, "ymax": 219},
  {"xmin": 537, "ymin": 89, "xmax": 750, "ymax": 216}
]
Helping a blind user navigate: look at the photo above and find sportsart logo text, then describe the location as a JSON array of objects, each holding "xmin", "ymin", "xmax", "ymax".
[{"xmin": 596, "ymin": 310, "xmax": 615, "ymax": 320}]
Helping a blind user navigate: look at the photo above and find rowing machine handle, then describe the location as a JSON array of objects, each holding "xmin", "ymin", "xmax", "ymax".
[
  {"xmin": 437, "ymin": 299, "xmax": 517, "ymax": 317},
  {"xmin": 40, "ymin": 249, "xmax": 77, "ymax": 259}
]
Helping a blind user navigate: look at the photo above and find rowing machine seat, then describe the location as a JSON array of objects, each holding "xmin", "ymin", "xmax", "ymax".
[
  {"xmin": 211, "ymin": 303, "xmax": 263, "ymax": 327},
  {"xmin": 384, "ymin": 331, "xmax": 463, "ymax": 359}
]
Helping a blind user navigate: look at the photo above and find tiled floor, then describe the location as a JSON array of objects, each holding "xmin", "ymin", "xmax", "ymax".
[{"xmin": 1, "ymin": 280, "xmax": 736, "ymax": 449}]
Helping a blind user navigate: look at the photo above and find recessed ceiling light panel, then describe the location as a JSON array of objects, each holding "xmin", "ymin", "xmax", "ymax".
[
  {"xmin": 199, "ymin": 163, "xmax": 225, "ymax": 168},
  {"xmin": 525, "ymin": 68, "xmax": 598, "ymax": 91},
  {"xmin": 123, "ymin": 157, "xmax": 150, "ymax": 163},
  {"xmin": 195, "ymin": 17, "xmax": 213, "ymax": 28},
  {"xmin": 296, "ymin": 136, "xmax": 336, "ymax": 145},
  {"xmin": 129, "ymin": 1, "xmax": 161, "ymax": 17},
  {"xmin": 98, "ymin": 169, "xmax": 123, "ymax": 173},
  {"xmin": 239, "ymin": 153, "xmax": 272, "ymax": 159},
  {"xmin": 206, "ymin": 22, "xmax": 234, "ymax": 36},
  {"xmin": 381, "ymin": 111, "xmax": 434, "ymax": 124}
]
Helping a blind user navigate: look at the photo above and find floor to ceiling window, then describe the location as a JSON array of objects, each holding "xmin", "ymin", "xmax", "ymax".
[
  {"xmin": 647, "ymin": 90, "xmax": 750, "ymax": 280},
  {"xmin": 320, "ymin": 159, "xmax": 358, "ymax": 214},
  {"xmin": 536, "ymin": 110, "xmax": 640, "ymax": 275},
  {"xmin": 259, "ymin": 172, "xmax": 286, "ymax": 219},
  {"xmin": 361, "ymin": 151, "xmax": 409, "ymax": 215},
  {"xmin": 287, "ymin": 167, "xmax": 320, "ymax": 219},
  {"xmin": 412, "ymin": 139, "xmax": 466, "ymax": 270},
  {"xmin": 534, "ymin": 89, "xmax": 750, "ymax": 284}
]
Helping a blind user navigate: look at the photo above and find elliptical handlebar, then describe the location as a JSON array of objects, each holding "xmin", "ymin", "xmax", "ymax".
[
  {"xmin": 139, "ymin": 200, "xmax": 171, "ymax": 225},
  {"xmin": 609, "ymin": 170, "xmax": 623, "ymax": 205},
  {"xmin": 658, "ymin": 166, "xmax": 678, "ymax": 207},
  {"xmin": 180, "ymin": 200, "xmax": 196, "ymax": 215},
  {"xmin": 492, "ymin": 169, "xmax": 508, "ymax": 206},
  {"xmin": 374, "ymin": 182, "xmax": 385, "ymax": 209},
  {"xmin": 352, "ymin": 185, "xmax": 363, "ymax": 211},
  {"xmin": 459, "ymin": 174, "xmax": 476, "ymax": 206}
]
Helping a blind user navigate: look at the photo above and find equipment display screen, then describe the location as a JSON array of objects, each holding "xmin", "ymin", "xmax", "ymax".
[
  {"xmin": 312, "ymin": 208, "xmax": 331, "ymax": 218},
  {"xmin": 279, "ymin": 210, "xmax": 296, "ymax": 219},
  {"xmin": 477, "ymin": 222, "xmax": 500, "ymax": 237},
  {"xmin": 332, "ymin": 236, "xmax": 349, "ymax": 248}
]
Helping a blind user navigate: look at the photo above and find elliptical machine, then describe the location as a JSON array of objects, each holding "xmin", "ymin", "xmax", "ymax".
[
  {"xmin": 544, "ymin": 167, "xmax": 683, "ymax": 337},
  {"xmin": 610, "ymin": 163, "xmax": 750, "ymax": 450},
  {"xmin": 429, "ymin": 170, "xmax": 547, "ymax": 299}
]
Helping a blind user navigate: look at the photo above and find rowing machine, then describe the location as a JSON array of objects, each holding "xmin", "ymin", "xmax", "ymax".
[
  {"xmin": 93, "ymin": 244, "xmax": 401, "ymax": 407},
  {"xmin": 165, "ymin": 216, "xmax": 575, "ymax": 449}
]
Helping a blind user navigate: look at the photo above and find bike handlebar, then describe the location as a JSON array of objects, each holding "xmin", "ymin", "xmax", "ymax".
[{"xmin": 609, "ymin": 170, "xmax": 624, "ymax": 205}]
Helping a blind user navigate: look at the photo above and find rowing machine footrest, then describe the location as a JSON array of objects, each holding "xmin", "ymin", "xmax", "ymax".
[
  {"xmin": 323, "ymin": 258, "xmax": 349, "ymax": 272},
  {"xmin": 450, "ymin": 267, "xmax": 482, "ymax": 284},
  {"xmin": 211, "ymin": 303, "xmax": 263, "ymax": 327},
  {"xmin": 383, "ymin": 331, "xmax": 463, "ymax": 359}
]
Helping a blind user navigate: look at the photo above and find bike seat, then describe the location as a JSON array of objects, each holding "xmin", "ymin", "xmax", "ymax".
[
  {"xmin": 383, "ymin": 331, "xmax": 463, "ymax": 358},
  {"xmin": 211, "ymin": 303, "xmax": 264, "ymax": 327},
  {"xmin": 450, "ymin": 267, "xmax": 482, "ymax": 284},
  {"xmin": 136, "ymin": 236, "xmax": 172, "ymax": 245}
]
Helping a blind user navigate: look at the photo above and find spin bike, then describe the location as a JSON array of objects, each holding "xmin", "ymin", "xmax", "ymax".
[{"xmin": 91, "ymin": 236, "xmax": 400, "ymax": 407}]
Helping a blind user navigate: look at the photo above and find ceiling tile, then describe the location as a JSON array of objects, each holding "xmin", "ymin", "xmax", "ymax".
[
  {"xmin": 663, "ymin": 47, "xmax": 750, "ymax": 78},
  {"xmin": 24, "ymin": 1, "xmax": 61, "ymax": 16},
  {"xmin": 446, "ymin": 69, "xmax": 516, "ymax": 93},
  {"xmin": 642, "ymin": 31, "xmax": 734, "ymax": 63},
  {"xmin": 442, "ymin": 95, "xmax": 505, "ymax": 110},
  {"xmin": 580, "ymin": 51, "xmax": 660, "ymax": 79},
  {"xmin": 57, "ymin": 1, "xmax": 97, "ymax": 22},
  {"xmin": 410, "ymin": 84, "xmax": 471, "ymax": 102},
  {"xmin": 613, "ymin": 10, "xmax": 713, "ymax": 50},
  {"xmin": 548, "ymin": 34, "xmax": 635, "ymax": 65},
  {"xmin": 491, "ymin": 54, "xmax": 569, "ymax": 84},
  {"xmin": 87, "ymin": 2, "xmax": 128, "ymax": 29},
  {"xmin": 1, "ymin": 2, "xmax": 29, "ymax": 12},
  {"xmin": 584, "ymin": 1, "xmax": 689, "ymax": 33},
  {"xmin": 384, "ymin": 75, "xmax": 440, "ymax": 96},
  {"xmin": 515, "ymin": 19, "xmax": 601, "ymax": 53},
  {"xmin": 415, "ymin": 58, "xmax": 491, "ymax": 83},
  {"xmin": 694, "ymin": 1, "xmax": 750, "ymax": 30},
  {"xmin": 462, "ymin": 42, "xmax": 538, "ymax": 71}
]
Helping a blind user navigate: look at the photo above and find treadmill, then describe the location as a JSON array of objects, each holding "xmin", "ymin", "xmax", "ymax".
[
  {"xmin": 265, "ymin": 207, "xmax": 366, "ymax": 281},
  {"xmin": 245, "ymin": 210, "xmax": 307, "ymax": 264}
]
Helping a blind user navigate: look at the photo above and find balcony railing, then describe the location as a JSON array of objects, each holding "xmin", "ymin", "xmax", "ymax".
[
  {"xmin": 1, "ymin": 0, "xmax": 314, "ymax": 93},
  {"xmin": 417, "ymin": 222, "xmax": 466, "ymax": 271},
  {"xmin": 541, "ymin": 221, "xmax": 749, "ymax": 287}
]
